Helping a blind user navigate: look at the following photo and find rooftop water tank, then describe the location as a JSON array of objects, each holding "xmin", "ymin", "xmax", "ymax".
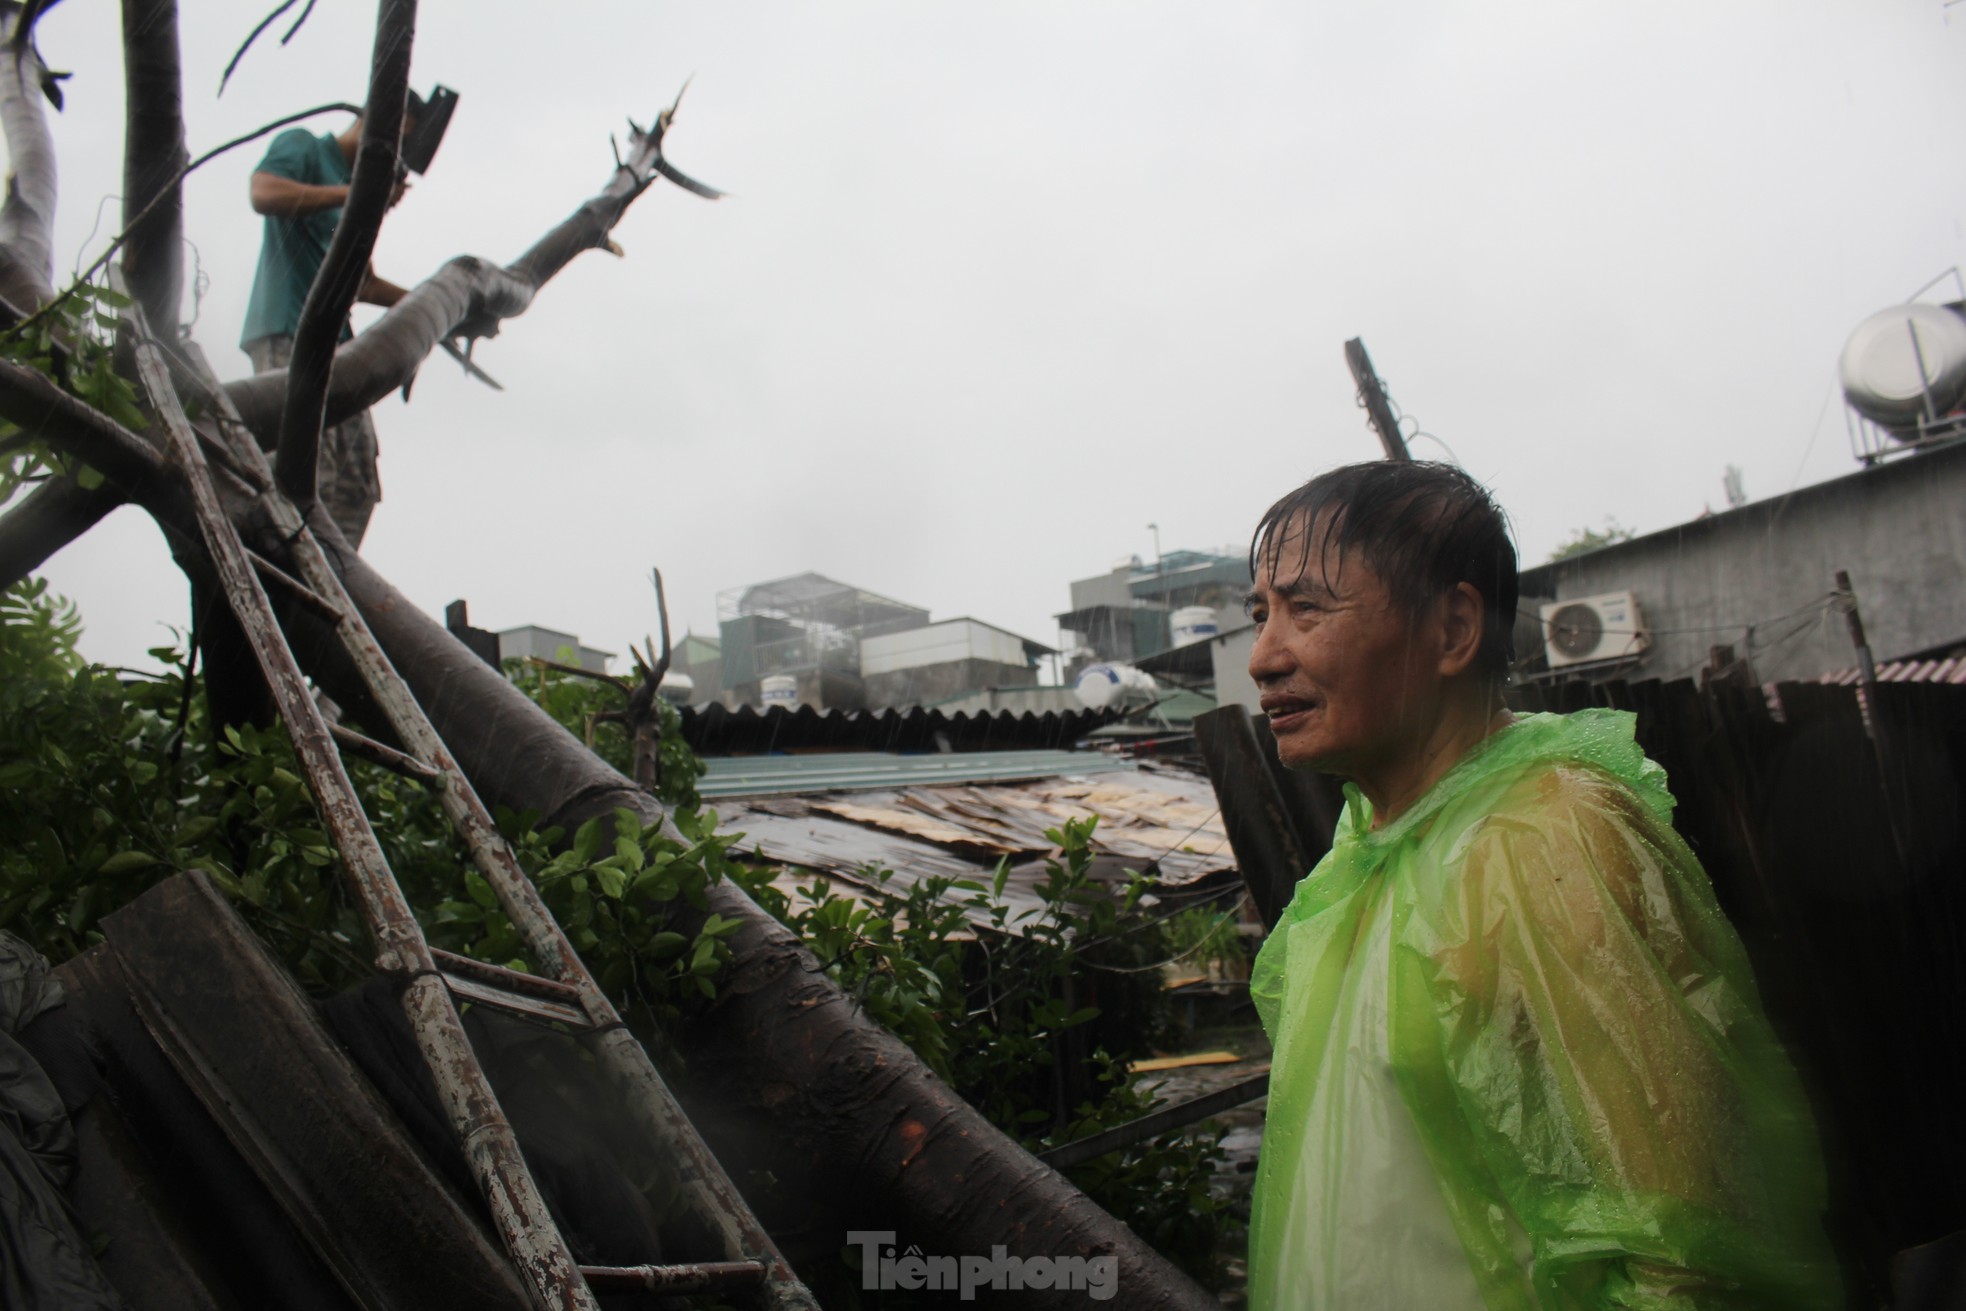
[
  {"xmin": 1170, "ymin": 606, "xmax": 1220, "ymax": 648},
  {"xmin": 657, "ymin": 671, "xmax": 694, "ymax": 705},
  {"xmin": 1839, "ymin": 302, "xmax": 1966, "ymax": 434},
  {"xmin": 1073, "ymin": 662, "xmax": 1158, "ymax": 711},
  {"xmin": 760, "ymin": 674, "xmax": 799, "ymax": 710}
]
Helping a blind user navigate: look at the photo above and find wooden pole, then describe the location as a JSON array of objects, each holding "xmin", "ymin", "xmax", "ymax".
[
  {"xmin": 1343, "ymin": 337, "xmax": 1411, "ymax": 461},
  {"xmin": 1193, "ymin": 705, "xmax": 1311, "ymax": 930},
  {"xmin": 1836, "ymin": 568, "xmax": 1908, "ymax": 865}
]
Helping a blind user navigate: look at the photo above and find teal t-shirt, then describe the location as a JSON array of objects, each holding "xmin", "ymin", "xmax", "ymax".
[{"xmin": 240, "ymin": 129, "xmax": 351, "ymax": 348}]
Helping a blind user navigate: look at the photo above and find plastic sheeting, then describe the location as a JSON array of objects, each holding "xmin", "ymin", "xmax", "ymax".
[
  {"xmin": 0, "ymin": 932, "xmax": 124, "ymax": 1310},
  {"xmin": 1248, "ymin": 710, "xmax": 1839, "ymax": 1310}
]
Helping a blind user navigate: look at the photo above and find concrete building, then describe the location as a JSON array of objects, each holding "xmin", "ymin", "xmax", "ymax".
[
  {"xmin": 717, "ymin": 573, "xmax": 927, "ymax": 710},
  {"xmin": 859, "ymin": 618, "xmax": 1049, "ymax": 708},
  {"xmin": 1517, "ymin": 437, "xmax": 1966, "ymax": 686},
  {"xmin": 1057, "ymin": 548, "xmax": 1246, "ymax": 674},
  {"xmin": 495, "ymin": 625, "xmax": 613, "ymax": 674},
  {"xmin": 715, "ymin": 572, "xmax": 1049, "ymax": 711},
  {"xmin": 670, "ymin": 632, "xmax": 724, "ymax": 705}
]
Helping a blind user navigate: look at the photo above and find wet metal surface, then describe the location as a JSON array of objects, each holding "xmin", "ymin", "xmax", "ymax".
[{"xmin": 719, "ymin": 762, "xmax": 1234, "ymax": 935}]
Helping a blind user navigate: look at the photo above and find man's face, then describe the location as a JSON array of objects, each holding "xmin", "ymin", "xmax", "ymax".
[{"xmin": 1246, "ymin": 516, "xmax": 1446, "ymax": 774}]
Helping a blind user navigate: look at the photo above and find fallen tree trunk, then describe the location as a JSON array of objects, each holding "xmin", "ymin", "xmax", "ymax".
[{"xmin": 272, "ymin": 518, "xmax": 1218, "ymax": 1311}]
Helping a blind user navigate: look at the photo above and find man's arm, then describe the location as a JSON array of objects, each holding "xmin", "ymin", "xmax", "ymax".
[
  {"xmin": 358, "ymin": 269, "xmax": 409, "ymax": 308},
  {"xmin": 1431, "ymin": 773, "xmax": 1838, "ymax": 1308},
  {"xmin": 249, "ymin": 172, "xmax": 350, "ymax": 219}
]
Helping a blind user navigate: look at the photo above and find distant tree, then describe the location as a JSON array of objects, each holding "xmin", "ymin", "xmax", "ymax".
[{"xmin": 1547, "ymin": 517, "xmax": 1636, "ymax": 562}]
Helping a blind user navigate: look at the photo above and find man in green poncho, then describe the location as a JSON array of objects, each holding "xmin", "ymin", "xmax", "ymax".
[{"xmin": 1241, "ymin": 461, "xmax": 1839, "ymax": 1309}]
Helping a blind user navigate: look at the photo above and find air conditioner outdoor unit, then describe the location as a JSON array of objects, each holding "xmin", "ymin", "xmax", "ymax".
[{"xmin": 1540, "ymin": 591, "xmax": 1649, "ymax": 670}]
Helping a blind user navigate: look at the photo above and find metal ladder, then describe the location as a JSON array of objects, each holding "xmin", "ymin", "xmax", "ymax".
[{"xmin": 117, "ymin": 278, "xmax": 818, "ymax": 1311}]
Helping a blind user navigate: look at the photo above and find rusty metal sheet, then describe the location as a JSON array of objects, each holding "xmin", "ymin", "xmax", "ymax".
[
  {"xmin": 718, "ymin": 805, "xmax": 1052, "ymax": 929},
  {"xmin": 810, "ymin": 799, "xmax": 1023, "ymax": 857},
  {"xmin": 718, "ymin": 764, "xmax": 1235, "ymax": 937}
]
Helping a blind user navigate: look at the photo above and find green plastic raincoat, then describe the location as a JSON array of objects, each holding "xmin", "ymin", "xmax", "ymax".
[{"xmin": 1248, "ymin": 709, "xmax": 1838, "ymax": 1310}]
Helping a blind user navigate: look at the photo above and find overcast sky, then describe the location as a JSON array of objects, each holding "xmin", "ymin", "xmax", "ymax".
[{"xmin": 19, "ymin": 0, "xmax": 1966, "ymax": 673}]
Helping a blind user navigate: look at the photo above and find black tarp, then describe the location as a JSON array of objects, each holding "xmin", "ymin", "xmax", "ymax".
[{"xmin": 0, "ymin": 931, "xmax": 125, "ymax": 1310}]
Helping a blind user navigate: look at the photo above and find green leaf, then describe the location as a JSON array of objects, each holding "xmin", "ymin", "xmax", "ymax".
[
  {"xmin": 594, "ymin": 865, "xmax": 626, "ymax": 900},
  {"xmin": 98, "ymin": 851, "xmax": 158, "ymax": 876},
  {"xmin": 571, "ymin": 817, "xmax": 603, "ymax": 865}
]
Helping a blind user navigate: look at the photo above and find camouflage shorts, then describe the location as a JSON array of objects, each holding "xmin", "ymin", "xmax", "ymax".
[{"xmin": 244, "ymin": 334, "xmax": 381, "ymax": 548}]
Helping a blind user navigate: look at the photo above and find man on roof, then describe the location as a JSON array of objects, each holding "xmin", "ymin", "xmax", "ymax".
[
  {"xmin": 1241, "ymin": 460, "xmax": 1838, "ymax": 1309},
  {"xmin": 240, "ymin": 106, "xmax": 413, "ymax": 548}
]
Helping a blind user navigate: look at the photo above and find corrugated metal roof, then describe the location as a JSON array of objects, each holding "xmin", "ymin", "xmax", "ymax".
[
  {"xmin": 699, "ymin": 749, "xmax": 1134, "ymax": 798},
  {"xmin": 677, "ymin": 703, "xmax": 1115, "ymax": 755},
  {"xmin": 1818, "ymin": 656, "xmax": 1966, "ymax": 686}
]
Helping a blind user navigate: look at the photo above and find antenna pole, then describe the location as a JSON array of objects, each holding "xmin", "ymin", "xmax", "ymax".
[{"xmin": 1343, "ymin": 337, "xmax": 1411, "ymax": 461}]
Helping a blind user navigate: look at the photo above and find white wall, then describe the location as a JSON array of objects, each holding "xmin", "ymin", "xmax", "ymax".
[
  {"xmin": 1210, "ymin": 626, "xmax": 1259, "ymax": 711},
  {"xmin": 861, "ymin": 620, "xmax": 1029, "ymax": 674}
]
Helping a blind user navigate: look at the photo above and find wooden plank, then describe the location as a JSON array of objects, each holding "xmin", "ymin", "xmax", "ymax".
[{"xmin": 1192, "ymin": 706, "xmax": 1309, "ymax": 930}]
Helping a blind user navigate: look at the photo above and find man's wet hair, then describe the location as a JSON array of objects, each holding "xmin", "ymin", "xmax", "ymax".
[{"xmin": 1248, "ymin": 461, "xmax": 1519, "ymax": 683}]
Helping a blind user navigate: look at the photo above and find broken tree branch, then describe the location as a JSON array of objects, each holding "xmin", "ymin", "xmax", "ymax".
[
  {"xmin": 272, "ymin": 0, "xmax": 415, "ymax": 505},
  {"xmin": 0, "ymin": 352, "xmax": 211, "ymax": 595},
  {"xmin": 625, "ymin": 567, "xmax": 673, "ymax": 788},
  {"xmin": 224, "ymin": 90, "xmax": 714, "ymax": 446},
  {"xmin": 120, "ymin": 0, "xmax": 188, "ymax": 332},
  {"xmin": 0, "ymin": 357, "xmax": 166, "ymax": 493}
]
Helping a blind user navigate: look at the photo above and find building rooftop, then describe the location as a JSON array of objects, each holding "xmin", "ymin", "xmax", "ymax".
[
  {"xmin": 717, "ymin": 571, "xmax": 929, "ymax": 635},
  {"xmin": 675, "ymin": 702, "xmax": 1116, "ymax": 754}
]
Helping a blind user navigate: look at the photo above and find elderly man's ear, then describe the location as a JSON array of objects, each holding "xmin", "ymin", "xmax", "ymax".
[{"xmin": 1436, "ymin": 583, "xmax": 1486, "ymax": 678}]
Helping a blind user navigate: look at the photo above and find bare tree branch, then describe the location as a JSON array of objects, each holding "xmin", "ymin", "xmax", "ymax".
[
  {"xmin": 225, "ymin": 100, "xmax": 713, "ymax": 445},
  {"xmin": 217, "ymin": 0, "xmax": 316, "ymax": 95},
  {"xmin": 273, "ymin": 0, "xmax": 415, "ymax": 505},
  {"xmin": 0, "ymin": 4, "xmax": 59, "ymax": 310},
  {"xmin": 120, "ymin": 0, "xmax": 187, "ymax": 332},
  {"xmin": 0, "ymin": 91, "xmax": 710, "ymax": 566},
  {"xmin": 0, "ymin": 357, "xmax": 166, "ymax": 491}
]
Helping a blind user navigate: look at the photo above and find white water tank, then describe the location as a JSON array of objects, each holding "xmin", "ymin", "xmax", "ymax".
[
  {"xmin": 1839, "ymin": 302, "xmax": 1966, "ymax": 433},
  {"xmin": 657, "ymin": 671, "xmax": 694, "ymax": 705},
  {"xmin": 1170, "ymin": 606, "xmax": 1220, "ymax": 648},
  {"xmin": 760, "ymin": 675, "xmax": 799, "ymax": 710},
  {"xmin": 1073, "ymin": 662, "xmax": 1158, "ymax": 710}
]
